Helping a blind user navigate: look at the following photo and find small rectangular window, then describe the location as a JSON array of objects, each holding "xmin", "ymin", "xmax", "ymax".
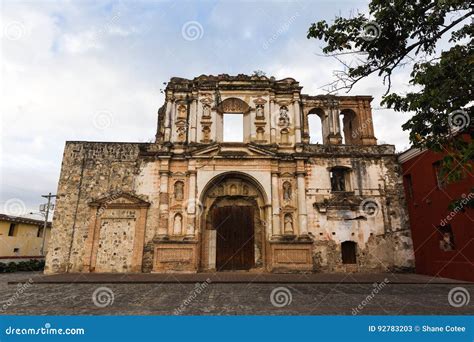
[
  {"xmin": 330, "ymin": 168, "xmax": 347, "ymax": 192},
  {"xmin": 438, "ymin": 224, "xmax": 455, "ymax": 251},
  {"xmin": 404, "ymin": 174, "xmax": 413, "ymax": 199},
  {"xmin": 8, "ymin": 223, "xmax": 16, "ymax": 237},
  {"xmin": 37, "ymin": 226, "xmax": 44, "ymax": 238},
  {"xmin": 223, "ymin": 113, "xmax": 243, "ymax": 142},
  {"xmin": 433, "ymin": 161, "xmax": 446, "ymax": 188},
  {"xmin": 13, "ymin": 248, "xmax": 19, "ymax": 254}
]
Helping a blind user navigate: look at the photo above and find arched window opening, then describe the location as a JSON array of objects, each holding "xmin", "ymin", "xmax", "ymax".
[
  {"xmin": 223, "ymin": 113, "xmax": 244, "ymax": 142},
  {"xmin": 341, "ymin": 241, "xmax": 357, "ymax": 264},
  {"xmin": 308, "ymin": 108, "xmax": 324, "ymax": 144}
]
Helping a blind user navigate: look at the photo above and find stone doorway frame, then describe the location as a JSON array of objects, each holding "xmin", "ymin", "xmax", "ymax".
[{"xmin": 198, "ymin": 172, "xmax": 270, "ymax": 272}]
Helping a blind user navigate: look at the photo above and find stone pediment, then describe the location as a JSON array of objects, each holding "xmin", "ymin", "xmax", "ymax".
[
  {"xmin": 190, "ymin": 143, "xmax": 276, "ymax": 158},
  {"xmin": 89, "ymin": 192, "xmax": 150, "ymax": 208}
]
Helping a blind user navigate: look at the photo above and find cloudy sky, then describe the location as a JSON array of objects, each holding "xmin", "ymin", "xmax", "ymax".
[{"xmin": 1, "ymin": 0, "xmax": 415, "ymax": 215}]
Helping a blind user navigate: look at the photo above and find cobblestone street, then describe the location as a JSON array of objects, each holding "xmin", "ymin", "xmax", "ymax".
[{"xmin": 1, "ymin": 272, "xmax": 473, "ymax": 315}]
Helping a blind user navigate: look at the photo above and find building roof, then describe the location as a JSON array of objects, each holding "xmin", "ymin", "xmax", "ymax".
[
  {"xmin": 398, "ymin": 147, "xmax": 426, "ymax": 164},
  {"xmin": 0, "ymin": 214, "xmax": 52, "ymax": 228}
]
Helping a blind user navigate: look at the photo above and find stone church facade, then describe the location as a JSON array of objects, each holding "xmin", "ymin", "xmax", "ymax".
[{"xmin": 45, "ymin": 74, "xmax": 414, "ymax": 274}]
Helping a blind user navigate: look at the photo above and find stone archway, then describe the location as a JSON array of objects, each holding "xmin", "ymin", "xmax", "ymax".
[{"xmin": 198, "ymin": 172, "xmax": 268, "ymax": 272}]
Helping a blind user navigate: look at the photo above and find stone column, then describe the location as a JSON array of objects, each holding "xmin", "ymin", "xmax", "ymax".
[
  {"xmin": 271, "ymin": 172, "xmax": 281, "ymax": 237},
  {"xmin": 186, "ymin": 167, "xmax": 197, "ymax": 238},
  {"xmin": 296, "ymin": 170, "xmax": 308, "ymax": 236},
  {"xmin": 189, "ymin": 98, "xmax": 197, "ymax": 143},
  {"xmin": 164, "ymin": 100, "xmax": 172, "ymax": 142},
  {"xmin": 169, "ymin": 101, "xmax": 176, "ymax": 142},
  {"xmin": 270, "ymin": 99, "xmax": 276, "ymax": 144},
  {"xmin": 293, "ymin": 99, "xmax": 302, "ymax": 144},
  {"xmin": 359, "ymin": 100, "xmax": 377, "ymax": 145},
  {"xmin": 326, "ymin": 100, "xmax": 342, "ymax": 145},
  {"xmin": 158, "ymin": 161, "xmax": 170, "ymax": 236}
]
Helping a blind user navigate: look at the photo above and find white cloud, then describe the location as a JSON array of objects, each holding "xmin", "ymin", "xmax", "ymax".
[{"xmin": 0, "ymin": 0, "xmax": 415, "ymax": 212}]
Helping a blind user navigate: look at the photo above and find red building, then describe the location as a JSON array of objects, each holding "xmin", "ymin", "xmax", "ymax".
[{"xmin": 399, "ymin": 144, "xmax": 474, "ymax": 281}]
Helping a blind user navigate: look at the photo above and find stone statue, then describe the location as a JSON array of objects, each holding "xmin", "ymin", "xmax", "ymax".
[
  {"xmin": 284, "ymin": 214, "xmax": 293, "ymax": 234},
  {"xmin": 283, "ymin": 182, "xmax": 292, "ymax": 201},
  {"xmin": 203, "ymin": 104, "xmax": 211, "ymax": 118},
  {"xmin": 202, "ymin": 126, "xmax": 210, "ymax": 141},
  {"xmin": 256, "ymin": 105, "xmax": 264, "ymax": 118},
  {"xmin": 178, "ymin": 105, "xmax": 187, "ymax": 119},
  {"xmin": 173, "ymin": 214, "xmax": 182, "ymax": 235},
  {"xmin": 279, "ymin": 106, "xmax": 289, "ymax": 125},
  {"xmin": 176, "ymin": 126, "xmax": 186, "ymax": 141},
  {"xmin": 174, "ymin": 181, "xmax": 184, "ymax": 200}
]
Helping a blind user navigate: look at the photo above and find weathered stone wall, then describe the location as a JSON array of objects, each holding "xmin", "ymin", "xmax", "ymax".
[
  {"xmin": 304, "ymin": 145, "xmax": 414, "ymax": 272},
  {"xmin": 45, "ymin": 142, "xmax": 154, "ymax": 274},
  {"xmin": 46, "ymin": 75, "xmax": 414, "ymax": 274}
]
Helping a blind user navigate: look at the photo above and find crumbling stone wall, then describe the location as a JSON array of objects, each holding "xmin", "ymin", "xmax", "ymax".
[
  {"xmin": 45, "ymin": 142, "xmax": 152, "ymax": 274},
  {"xmin": 304, "ymin": 145, "xmax": 414, "ymax": 272}
]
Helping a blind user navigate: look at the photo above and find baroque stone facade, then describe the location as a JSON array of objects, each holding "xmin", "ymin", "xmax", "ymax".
[{"xmin": 45, "ymin": 74, "xmax": 414, "ymax": 274}]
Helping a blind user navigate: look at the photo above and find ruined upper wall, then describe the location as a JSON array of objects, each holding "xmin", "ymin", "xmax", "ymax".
[{"xmin": 156, "ymin": 74, "xmax": 377, "ymax": 148}]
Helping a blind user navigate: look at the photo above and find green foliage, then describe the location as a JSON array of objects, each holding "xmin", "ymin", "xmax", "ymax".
[
  {"xmin": 252, "ymin": 70, "xmax": 266, "ymax": 77},
  {"xmin": 307, "ymin": 0, "xmax": 473, "ymax": 205},
  {"xmin": 0, "ymin": 259, "xmax": 45, "ymax": 273}
]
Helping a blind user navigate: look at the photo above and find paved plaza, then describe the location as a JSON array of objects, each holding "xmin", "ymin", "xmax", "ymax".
[{"xmin": 1, "ymin": 272, "xmax": 473, "ymax": 315}]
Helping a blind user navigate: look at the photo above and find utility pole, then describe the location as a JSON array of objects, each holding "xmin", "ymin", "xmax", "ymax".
[{"xmin": 40, "ymin": 192, "xmax": 56, "ymax": 256}]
